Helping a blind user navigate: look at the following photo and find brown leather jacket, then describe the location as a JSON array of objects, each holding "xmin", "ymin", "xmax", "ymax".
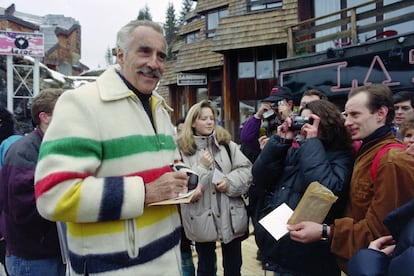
[{"xmin": 331, "ymin": 132, "xmax": 414, "ymax": 272}]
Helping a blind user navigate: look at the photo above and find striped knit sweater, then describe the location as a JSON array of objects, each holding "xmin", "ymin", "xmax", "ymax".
[{"xmin": 34, "ymin": 67, "xmax": 182, "ymax": 276}]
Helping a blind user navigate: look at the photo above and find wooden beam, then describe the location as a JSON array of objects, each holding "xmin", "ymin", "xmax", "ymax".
[
  {"xmin": 287, "ymin": 27, "xmax": 294, "ymax": 57},
  {"xmin": 295, "ymin": 29, "xmax": 352, "ymax": 49},
  {"xmin": 350, "ymin": 8, "xmax": 357, "ymax": 44}
]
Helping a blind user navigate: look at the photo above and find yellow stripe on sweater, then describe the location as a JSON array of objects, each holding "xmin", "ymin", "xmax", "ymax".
[
  {"xmin": 67, "ymin": 205, "xmax": 178, "ymax": 237},
  {"xmin": 137, "ymin": 205, "xmax": 178, "ymax": 228},
  {"xmin": 53, "ymin": 181, "xmax": 82, "ymax": 221}
]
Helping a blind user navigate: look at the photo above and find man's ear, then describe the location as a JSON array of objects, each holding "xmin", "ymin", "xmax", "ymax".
[
  {"xmin": 38, "ymin": 112, "xmax": 51, "ymax": 125},
  {"xmin": 288, "ymin": 100, "xmax": 294, "ymax": 109},
  {"xmin": 117, "ymin": 48, "xmax": 124, "ymax": 65},
  {"xmin": 376, "ymin": 106, "xmax": 388, "ymax": 122}
]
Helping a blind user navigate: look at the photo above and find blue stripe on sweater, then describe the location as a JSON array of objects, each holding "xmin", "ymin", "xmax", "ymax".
[
  {"xmin": 69, "ymin": 226, "xmax": 181, "ymax": 274},
  {"xmin": 99, "ymin": 177, "xmax": 124, "ymax": 221}
]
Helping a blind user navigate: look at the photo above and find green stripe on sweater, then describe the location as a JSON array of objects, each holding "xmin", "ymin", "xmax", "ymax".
[{"xmin": 39, "ymin": 134, "xmax": 176, "ymax": 160}]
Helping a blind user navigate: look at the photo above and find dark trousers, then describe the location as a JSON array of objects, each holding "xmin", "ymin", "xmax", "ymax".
[
  {"xmin": 195, "ymin": 237, "xmax": 242, "ymax": 276},
  {"xmin": 0, "ymin": 239, "xmax": 7, "ymax": 275},
  {"xmin": 180, "ymin": 227, "xmax": 195, "ymax": 276}
]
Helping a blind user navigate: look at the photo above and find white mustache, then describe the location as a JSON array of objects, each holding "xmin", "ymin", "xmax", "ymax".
[{"xmin": 136, "ymin": 67, "xmax": 162, "ymax": 78}]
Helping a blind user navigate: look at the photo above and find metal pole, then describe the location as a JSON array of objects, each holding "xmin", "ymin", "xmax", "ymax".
[
  {"xmin": 6, "ymin": 55, "xmax": 13, "ymax": 112},
  {"xmin": 34, "ymin": 57, "xmax": 40, "ymax": 97}
]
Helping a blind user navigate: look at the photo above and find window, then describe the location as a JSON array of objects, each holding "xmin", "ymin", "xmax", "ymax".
[
  {"xmin": 238, "ymin": 49, "xmax": 255, "ymax": 79},
  {"xmin": 185, "ymin": 31, "xmax": 199, "ymax": 44},
  {"xmin": 248, "ymin": 0, "xmax": 283, "ymax": 12},
  {"xmin": 384, "ymin": 0, "xmax": 414, "ymax": 36},
  {"xmin": 346, "ymin": 0, "xmax": 375, "ymax": 43},
  {"xmin": 238, "ymin": 47, "xmax": 278, "ymax": 79},
  {"xmin": 196, "ymin": 88, "xmax": 208, "ymax": 102},
  {"xmin": 256, "ymin": 60, "xmax": 273, "ymax": 79},
  {"xmin": 256, "ymin": 47, "xmax": 273, "ymax": 79},
  {"xmin": 256, "ymin": 47, "xmax": 274, "ymax": 79},
  {"xmin": 206, "ymin": 8, "xmax": 228, "ymax": 38},
  {"xmin": 314, "ymin": 1, "xmax": 341, "ymax": 51}
]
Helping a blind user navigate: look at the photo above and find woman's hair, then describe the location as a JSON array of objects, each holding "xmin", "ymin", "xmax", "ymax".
[
  {"xmin": 301, "ymin": 100, "xmax": 352, "ymax": 151},
  {"xmin": 399, "ymin": 110, "xmax": 414, "ymax": 138},
  {"xmin": 117, "ymin": 20, "xmax": 165, "ymax": 55},
  {"xmin": 176, "ymin": 100, "xmax": 231, "ymax": 156},
  {"xmin": 0, "ymin": 105, "xmax": 17, "ymax": 143}
]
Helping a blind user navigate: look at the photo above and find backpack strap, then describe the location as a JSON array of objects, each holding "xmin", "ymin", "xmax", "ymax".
[
  {"xmin": 370, "ymin": 143, "xmax": 407, "ymax": 182},
  {"xmin": 223, "ymin": 143, "xmax": 232, "ymax": 164}
]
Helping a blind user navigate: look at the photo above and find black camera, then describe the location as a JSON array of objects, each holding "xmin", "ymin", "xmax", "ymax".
[
  {"xmin": 290, "ymin": 116, "xmax": 313, "ymax": 130},
  {"xmin": 262, "ymin": 102, "xmax": 278, "ymax": 119},
  {"xmin": 187, "ymin": 173, "xmax": 199, "ymax": 190},
  {"xmin": 171, "ymin": 162, "xmax": 199, "ymax": 190}
]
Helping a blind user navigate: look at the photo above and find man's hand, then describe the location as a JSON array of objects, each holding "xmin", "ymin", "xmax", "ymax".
[
  {"xmin": 368, "ymin": 235, "xmax": 396, "ymax": 256},
  {"xmin": 256, "ymin": 102, "xmax": 272, "ymax": 119},
  {"xmin": 288, "ymin": 221, "xmax": 324, "ymax": 243},
  {"xmin": 145, "ymin": 171, "xmax": 189, "ymax": 203}
]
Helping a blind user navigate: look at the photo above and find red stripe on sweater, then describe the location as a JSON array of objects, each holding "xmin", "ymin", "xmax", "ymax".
[
  {"xmin": 128, "ymin": 165, "xmax": 173, "ymax": 184},
  {"xmin": 35, "ymin": 171, "xmax": 91, "ymax": 199},
  {"xmin": 35, "ymin": 165, "xmax": 173, "ymax": 199}
]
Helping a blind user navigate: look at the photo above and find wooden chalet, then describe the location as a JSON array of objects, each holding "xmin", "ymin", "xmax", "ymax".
[
  {"xmin": 160, "ymin": 0, "xmax": 414, "ymax": 141},
  {"xmin": 0, "ymin": 3, "xmax": 86, "ymax": 76}
]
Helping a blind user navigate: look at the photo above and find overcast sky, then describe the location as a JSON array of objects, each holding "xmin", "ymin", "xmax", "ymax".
[{"xmin": 3, "ymin": 0, "xmax": 186, "ymax": 70}]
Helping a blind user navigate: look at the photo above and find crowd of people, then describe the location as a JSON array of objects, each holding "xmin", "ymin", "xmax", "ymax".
[
  {"xmin": 0, "ymin": 19, "xmax": 413, "ymax": 276},
  {"xmin": 1, "ymin": 89, "xmax": 65, "ymax": 275}
]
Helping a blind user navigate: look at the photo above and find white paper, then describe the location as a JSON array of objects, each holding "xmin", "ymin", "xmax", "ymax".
[
  {"xmin": 259, "ymin": 203, "xmax": 294, "ymax": 240},
  {"xmin": 212, "ymin": 168, "xmax": 225, "ymax": 185},
  {"xmin": 176, "ymin": 189, "xmax": 196, "ymax": 200}
]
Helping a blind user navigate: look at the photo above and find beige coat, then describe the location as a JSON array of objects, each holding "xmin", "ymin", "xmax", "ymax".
[{"xmin": 180, "ymin": 134, "xmax": 252, "ymax": 244}]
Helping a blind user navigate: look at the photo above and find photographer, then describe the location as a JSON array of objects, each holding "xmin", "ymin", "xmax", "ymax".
[
  {"xmin": 240, "ymin": 86, "xmax": 294, "ymax": 163},
  {"xmin": 251, "ymin": 100, "xmax": 354, "ymax": 275}
]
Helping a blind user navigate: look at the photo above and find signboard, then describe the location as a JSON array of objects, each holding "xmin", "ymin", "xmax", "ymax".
[
  {"xmin": 177, "ymin": 73, "xmax": 207, "ymax": 86},
  {"xmin": 279, "ymin": 43, "xmax": 414, "ymax": 103},
  {"xmin": 0, "ymin": 30, "xmax": 44, "ymax": 57}
]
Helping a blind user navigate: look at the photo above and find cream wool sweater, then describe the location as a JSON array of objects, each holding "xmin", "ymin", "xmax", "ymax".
[{"xmin": 35, "ymin": 67, "xmax": 182, "ymax": 275}]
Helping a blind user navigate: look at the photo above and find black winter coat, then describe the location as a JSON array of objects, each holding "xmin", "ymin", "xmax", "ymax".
[
  {"xmin": 251, "ymin": 135, "xmax": 354, "ymax": 275},
  {"xmin": 348, "ymin": 199, "xmax": 414, "ymax": 276}
]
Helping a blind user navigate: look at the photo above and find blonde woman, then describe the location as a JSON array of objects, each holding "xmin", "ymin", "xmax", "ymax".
[{"xmin": 176, "ymin": 100, "xmax": 252, "ymax": 276}]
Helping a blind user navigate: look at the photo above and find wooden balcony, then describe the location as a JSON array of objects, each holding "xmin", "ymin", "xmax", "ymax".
[{"xmin": 286, "ymin": 0, "xmax": 414, "ymax": 57}]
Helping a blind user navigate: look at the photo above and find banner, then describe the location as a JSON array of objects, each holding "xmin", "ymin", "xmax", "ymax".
[{"xmin": 0, "ymin": 30, "xmax": 44, "ymax": 57}]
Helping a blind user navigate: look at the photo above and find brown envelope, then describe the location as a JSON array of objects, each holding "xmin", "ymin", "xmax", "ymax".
[{"xmin": 287, "ymin": 181, "xmax": 338, "ymax": 225}]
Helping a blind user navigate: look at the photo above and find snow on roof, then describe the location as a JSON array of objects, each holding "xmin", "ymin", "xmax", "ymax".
[{"xmin": 23, "ymin": 56, "xmax": 66, "ymax": 84}]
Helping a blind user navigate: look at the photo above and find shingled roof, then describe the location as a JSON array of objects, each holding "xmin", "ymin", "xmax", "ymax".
[{"xmin": 212, "ymin": 1, "xmax": 298, "ymax": 52}]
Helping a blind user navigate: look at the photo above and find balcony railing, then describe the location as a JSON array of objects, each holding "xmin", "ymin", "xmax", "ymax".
[{"xmin": 286, "ymin": 0, "xmax": 414, "ymax": 57}]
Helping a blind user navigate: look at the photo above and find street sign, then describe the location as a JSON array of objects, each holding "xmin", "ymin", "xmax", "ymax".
[
  {"xmin": 177, "ymin": 73, "xmax": 207, "ymax": 86},
  {"xmin": 0, "ymin": 30, "xmax": 44, "ymax": 57}
]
